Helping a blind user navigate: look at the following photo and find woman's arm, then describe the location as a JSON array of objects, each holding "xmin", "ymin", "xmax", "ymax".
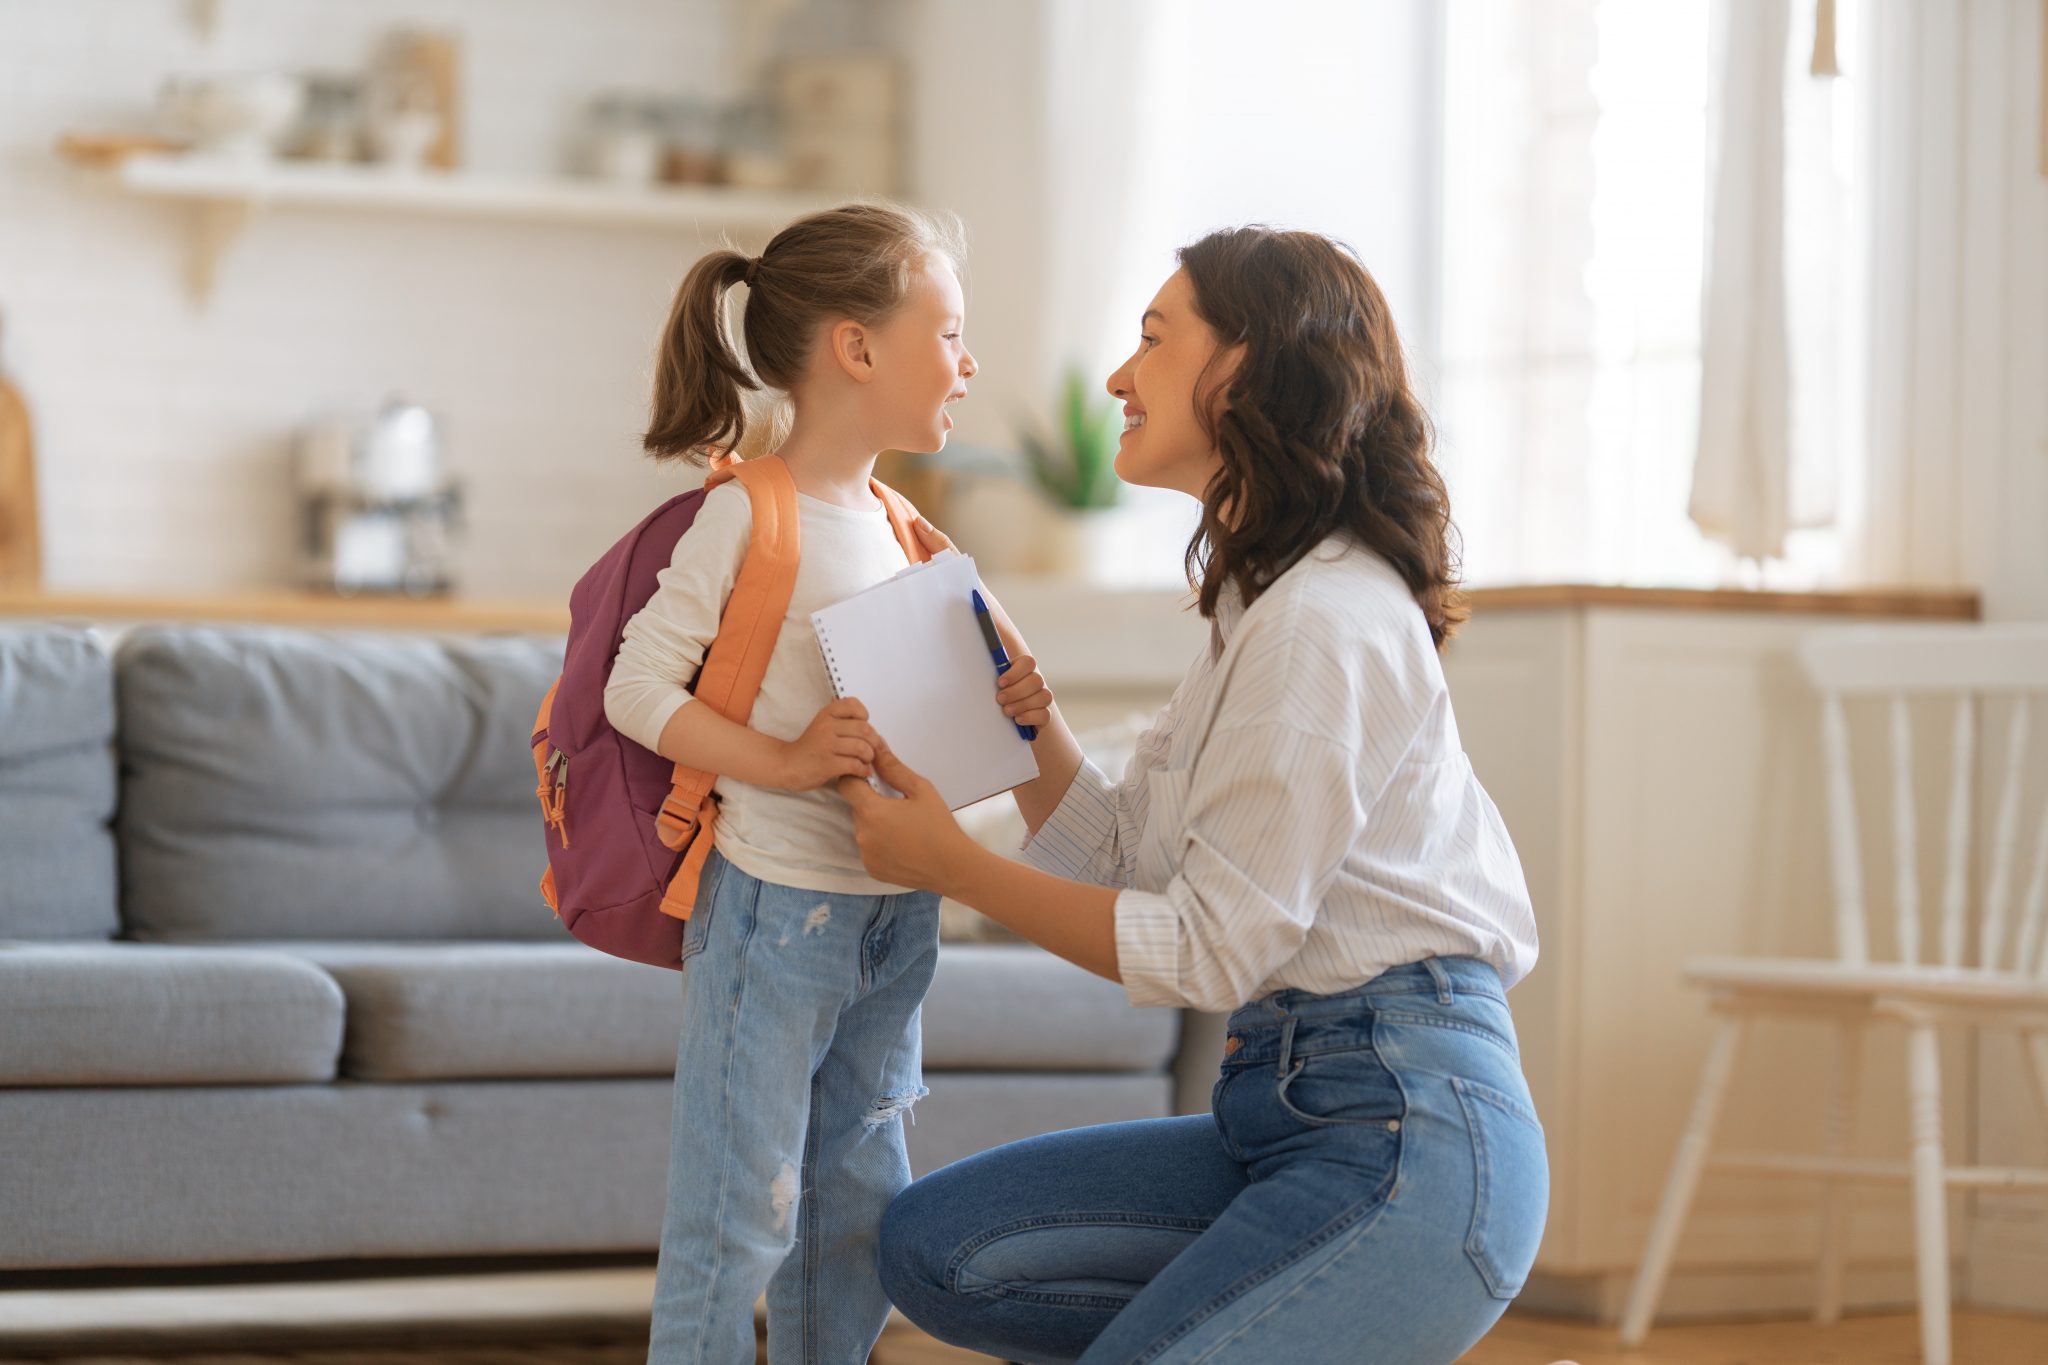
[{"xmin": 841, "ymin": 746, "xmax": 1122, "ymax": 981}]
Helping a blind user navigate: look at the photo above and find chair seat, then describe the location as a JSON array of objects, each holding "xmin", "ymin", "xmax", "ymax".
[{"xmin": 1684, "ymin": 956, "xmax": 2048, "ymax": 1011}]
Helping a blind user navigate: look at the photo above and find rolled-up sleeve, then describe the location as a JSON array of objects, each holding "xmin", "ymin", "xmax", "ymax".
[
  {"xmin": 1113, "ymin": 723, "xmax": 1363, "ymax": 1012},
  {"xmin": 1016, "ymin": 756, "xmax": 1134, "ymax": 888}
]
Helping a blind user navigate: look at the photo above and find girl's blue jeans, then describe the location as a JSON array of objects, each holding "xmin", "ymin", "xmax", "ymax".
[
  {"xmin": 879, "ymin": 956, "xmax": 1549, "ymax": 1365},
  {"xmin": 647, "ymin": 848, "xmax": 941, "ymax": 1364}
]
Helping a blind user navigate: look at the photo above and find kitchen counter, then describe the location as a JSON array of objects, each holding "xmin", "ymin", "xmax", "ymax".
[{"xmin": 0, "ymin": 581, "xmax": 1982, "ymax": 633}]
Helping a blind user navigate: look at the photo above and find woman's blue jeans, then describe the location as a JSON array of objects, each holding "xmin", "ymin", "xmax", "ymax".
[{"xmin": 879, "ymin": 957, "xmax": 1548, "ymax": 1365}]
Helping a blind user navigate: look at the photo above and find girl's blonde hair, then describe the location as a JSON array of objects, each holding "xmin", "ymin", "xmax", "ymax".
[{"xmin": 643, "ymin": 202, "xmax": 967, "ymax": 464}]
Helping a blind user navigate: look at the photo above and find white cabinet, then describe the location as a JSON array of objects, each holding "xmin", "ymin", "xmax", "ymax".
[{"xmin": 1440, "ymin": 591, "xmax": 1991, "ymax": 1319}]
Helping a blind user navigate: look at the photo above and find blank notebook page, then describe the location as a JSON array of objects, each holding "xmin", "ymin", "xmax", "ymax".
[{"xmin": 810, "ymin": 551, "xmax": 1040, "ymax": 809}]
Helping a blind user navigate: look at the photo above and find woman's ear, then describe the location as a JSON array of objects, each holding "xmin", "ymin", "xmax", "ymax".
[{"xmin": 829, "ymin": 319, "xmax": 875, "ymax": 384}]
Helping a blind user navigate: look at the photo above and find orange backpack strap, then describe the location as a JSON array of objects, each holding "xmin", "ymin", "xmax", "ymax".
[
  {"xmin": 655, "ymin": 454, "xmax": 801, "ymax": 919},
  {"xmin": 871, "ymin": 479, "xmax": 933, "ymax": 565}
]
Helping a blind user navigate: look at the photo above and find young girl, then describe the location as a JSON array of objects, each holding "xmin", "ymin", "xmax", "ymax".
[{"xmin": 604, "ymin": 204, "xmax": 1043, "ymax": 1364}]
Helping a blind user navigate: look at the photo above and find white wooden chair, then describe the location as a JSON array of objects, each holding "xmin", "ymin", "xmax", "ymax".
[{"xmin": 1620, "ymin": 624, "xmax": 2048, "ymax": 1365}]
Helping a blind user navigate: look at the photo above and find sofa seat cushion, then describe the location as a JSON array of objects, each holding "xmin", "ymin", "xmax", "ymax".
[
  {"xmin": 216, "ymin": 941, "xmax": 1177, "ymax": 1082},
  {"xmin": 921, "ymin": 945, "xmax": 1180, "ymax": 1072},
  {"xmin": 219, "ymin": 941, "xmax": 684, "ymax": 1081},
  {"xmin": 0, "ymin": 942, "xmax": 343, "ymax": 1085}
]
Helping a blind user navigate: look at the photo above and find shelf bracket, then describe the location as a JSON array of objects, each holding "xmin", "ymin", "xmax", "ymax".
[
  {"xmin": 187, "ymin": 0, "xmax": 220, "ymax": 41},
  {"xmin": 188, "ymin": 199, "xmax": 251, "ymax": 304}
]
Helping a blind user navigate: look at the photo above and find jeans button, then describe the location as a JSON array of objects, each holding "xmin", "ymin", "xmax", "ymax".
[{"xmin": 1224, "ymin": 1036, "xmax": 1242, "ymax": 1056}]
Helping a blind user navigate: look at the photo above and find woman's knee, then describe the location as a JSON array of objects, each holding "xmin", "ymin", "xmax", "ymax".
[{"xmin": 877, "ymin": 1172, "xmax": 955, "ymax": 1309}]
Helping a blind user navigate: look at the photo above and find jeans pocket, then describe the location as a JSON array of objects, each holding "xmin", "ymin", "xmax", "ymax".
[
  {"xmin": 1452, "ymin": 1076, "xmax": 1549, "ymax": 1300},
  {"xmin": 1273, "ymin": 1046, "xmax": 1406, "ymax": 1130}
]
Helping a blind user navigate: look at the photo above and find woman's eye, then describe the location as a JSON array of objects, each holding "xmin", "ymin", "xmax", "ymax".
[{"xmin": 1140, "ymin": 334, "xmax": 1159, "ymax": 348}]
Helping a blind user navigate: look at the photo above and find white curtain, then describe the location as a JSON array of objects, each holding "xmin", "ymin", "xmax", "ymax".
[{"xmin": 1688, "ymin": 0, "xmax": 1794, "ymax": 560}]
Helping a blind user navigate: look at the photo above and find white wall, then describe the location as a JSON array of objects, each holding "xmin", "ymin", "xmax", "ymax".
[{"xmin": 0, "ymin": 0, "xmax": 739, "ymax": 599}]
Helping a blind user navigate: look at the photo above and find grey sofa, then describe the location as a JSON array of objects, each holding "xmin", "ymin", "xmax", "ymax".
[{"xmin": 0, "ymin": 623, "xmax": 1201, "ymax": 1274}]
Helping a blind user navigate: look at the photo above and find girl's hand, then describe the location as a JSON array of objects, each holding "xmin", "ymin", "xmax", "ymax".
[
  {"xmin": 997, "ymin": 652, "xmax": 1053, "ymax": 733},
  {"xmin": 838, "ymin": 744, "xmax": 983, "ymax": 894},
  {"xmin": 777, "ymin": 698, "xmax": 884, "ymax": 791}
]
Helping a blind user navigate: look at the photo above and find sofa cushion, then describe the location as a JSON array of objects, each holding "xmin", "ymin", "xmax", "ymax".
[
  {"xmin": 209, "ymin": 940, "xmax": 1177, "ymax": 1082},
  {"xmin": 0, "ymin": 942, "xmax": 343, "ymax": 1085},
  {"xmin": 116, "ymin": 626, "xmax": 567, "ymax": 942},
  {"xmin": 216, "ymin": 941, "xmax": 684, "ymax": 1081},
  {"xmin": 921, "ymin": 945, "xmax": 1180, "ymax": 1071},
  {"xmin": 0, "ymin": 627, "xmax": 118, "ymax": 941}
]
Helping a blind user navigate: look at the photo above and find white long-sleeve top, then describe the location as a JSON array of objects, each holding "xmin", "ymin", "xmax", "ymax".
[
  {"xmin": 603, "ymin": 480, "xmax": 914, "ymax": 896},
  {"xmin": 1021, "ymin": 536, "xmax": 1538, "ymax": 1013}
]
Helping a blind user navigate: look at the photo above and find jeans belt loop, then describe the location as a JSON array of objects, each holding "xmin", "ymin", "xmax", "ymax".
[
  {"xmin": 1276, "ymin": 1014, "xmax": 1298, "ymax": 1078},
  {"xmin": 1423, "ymin": 954, "xmax": 1454, "ymax": 1004}
]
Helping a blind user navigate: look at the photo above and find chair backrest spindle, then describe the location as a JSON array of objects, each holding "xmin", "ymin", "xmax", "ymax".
[{"xmin": 1800, "ymin": 625, "xmax": 2048, "ymax": 977}]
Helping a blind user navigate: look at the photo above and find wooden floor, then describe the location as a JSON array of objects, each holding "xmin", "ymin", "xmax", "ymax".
[
  {"xmin": 1, "ymin": 1312, "xmax": 2046, "ymax": 1365},
  {"xmin": 1, "ymin": 1265, "xmax": 2042, "ymax": 1364}
]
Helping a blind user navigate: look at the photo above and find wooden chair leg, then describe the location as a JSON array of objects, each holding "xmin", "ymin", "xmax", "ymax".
[
  {"xmin": 1620, "ymin": 1014, "xmax": 1745, "ymax": 1346},
  {"xmin": 1905, "ymin": 1021, "xmax": 1952, "ymax": 1365},
  {"xmin": 1814, "ymin": 1017, "xmax": 1864, "ymax": 1325}
]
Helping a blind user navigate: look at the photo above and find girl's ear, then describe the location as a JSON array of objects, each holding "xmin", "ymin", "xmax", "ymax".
[{"xmin": 829, "ymin": 319, "xmax": 875, "ymax": 384}]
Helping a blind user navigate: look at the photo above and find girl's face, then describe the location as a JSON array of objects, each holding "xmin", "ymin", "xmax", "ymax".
[
  {"xmin": 865, "ymin": 253, "xmax": 977, "ymax": 455},
  {"xmin": 1105, "ymin": 269, "xmax": 1236, "ymax": 499}
]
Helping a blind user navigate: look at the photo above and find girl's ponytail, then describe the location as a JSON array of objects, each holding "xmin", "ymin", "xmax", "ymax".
[
  {"xmin": 641, "ymin": 203, "xmax": 965, "ymax": 466},
  {"xmin": 643, "ymin": 248, "xmax": 758, "ymax": 463}
]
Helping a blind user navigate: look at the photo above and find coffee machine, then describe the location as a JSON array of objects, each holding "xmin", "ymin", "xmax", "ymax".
[{"xmin": 295, "ymin": 399, "xmax": 461, "ymax": 595}]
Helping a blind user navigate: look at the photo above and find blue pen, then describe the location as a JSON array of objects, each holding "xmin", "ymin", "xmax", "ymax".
[{"xmin": 971, "ymin": 589, "xmax": 1037, "ymax": 741}]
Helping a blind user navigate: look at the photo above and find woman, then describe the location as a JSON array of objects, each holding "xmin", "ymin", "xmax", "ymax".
[{"xmin": 839, "ymin": 226, "xmax": 1546, "ymax": 1365}]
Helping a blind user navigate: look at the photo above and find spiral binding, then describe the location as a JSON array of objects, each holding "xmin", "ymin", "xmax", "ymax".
[{"xmin": 816, "ymin": 630, "xmax": 848, "ymax": 698}]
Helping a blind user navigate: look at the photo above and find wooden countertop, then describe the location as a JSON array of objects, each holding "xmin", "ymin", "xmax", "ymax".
[
  {"xmin": 0, "ymin": 581, "xmax": 1981, "ymax": 633},
  {"xmin": 1461, "ymin": 583, "xmax": 1980, "ymax": 619}
]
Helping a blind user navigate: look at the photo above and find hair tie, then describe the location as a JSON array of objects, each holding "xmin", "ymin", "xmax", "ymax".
[{"xmin": 743, "ymin": 255, "xmax": 762, "ymax": 287}]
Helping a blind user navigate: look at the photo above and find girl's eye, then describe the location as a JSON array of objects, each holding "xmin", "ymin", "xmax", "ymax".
[{"xmin": 943, "ymin": 332, "xmax": 961, "ymax": 341}]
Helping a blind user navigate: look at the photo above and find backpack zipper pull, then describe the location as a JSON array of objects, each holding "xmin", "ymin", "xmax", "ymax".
[{"xmin": 546, "ymin": 749, "xmax": 571, "ymax": 848}]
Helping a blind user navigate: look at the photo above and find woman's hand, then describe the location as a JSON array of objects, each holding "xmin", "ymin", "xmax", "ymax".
[
  {"xmin": 838, "ymin": 744, "xmax": 984, "ymax": 895},
  {"xmin": 777, "ymin": 698, "xmax": 884, "ymax": 791}
]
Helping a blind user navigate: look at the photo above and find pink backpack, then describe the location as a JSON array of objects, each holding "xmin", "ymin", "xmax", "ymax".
[{"xmin": 531, "ymin": 454, "xmax": 930, "ymax": 971}]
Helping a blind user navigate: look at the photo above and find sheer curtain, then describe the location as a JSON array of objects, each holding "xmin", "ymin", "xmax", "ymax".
[{"xmin": 1435, "ymin": 0, "xmax": 1864, "ymax": 589}]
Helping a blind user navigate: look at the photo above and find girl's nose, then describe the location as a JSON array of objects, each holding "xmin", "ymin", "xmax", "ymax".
[{"xmin": 961, "ymin": 350, "xmax": 978, "ymax": 379}]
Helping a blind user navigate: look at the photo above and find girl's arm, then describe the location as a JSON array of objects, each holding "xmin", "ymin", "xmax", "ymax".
[{"xmin": 655, "ymin": 694, "xmax": 882, "ymax": 791}]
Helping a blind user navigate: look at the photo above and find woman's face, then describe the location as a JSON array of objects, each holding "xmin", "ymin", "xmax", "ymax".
[{"xmin": 1105, "ymin": 269, "xmax": 1236, "ymax": 499}]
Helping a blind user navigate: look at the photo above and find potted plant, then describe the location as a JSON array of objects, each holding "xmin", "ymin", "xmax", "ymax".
[{"xmin": 1018, "ymin": 366, "xmax": 1124, "ymax": 577}]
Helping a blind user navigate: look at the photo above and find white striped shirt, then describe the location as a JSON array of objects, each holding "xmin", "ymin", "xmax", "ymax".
[{"xmin": 1020, "ymin": 536, "xmax": 1538, "ymax": 1013}]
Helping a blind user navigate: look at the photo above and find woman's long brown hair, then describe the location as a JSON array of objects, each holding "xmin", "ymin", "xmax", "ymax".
[{"xmin": 1176, "ymin": 226, "xmax": 1466, "ymax": 649}]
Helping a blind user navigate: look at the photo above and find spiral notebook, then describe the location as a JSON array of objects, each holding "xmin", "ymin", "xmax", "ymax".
[{"xmin": 811, "ymin": 551, "xmax": 1041, "ymax": 809}]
